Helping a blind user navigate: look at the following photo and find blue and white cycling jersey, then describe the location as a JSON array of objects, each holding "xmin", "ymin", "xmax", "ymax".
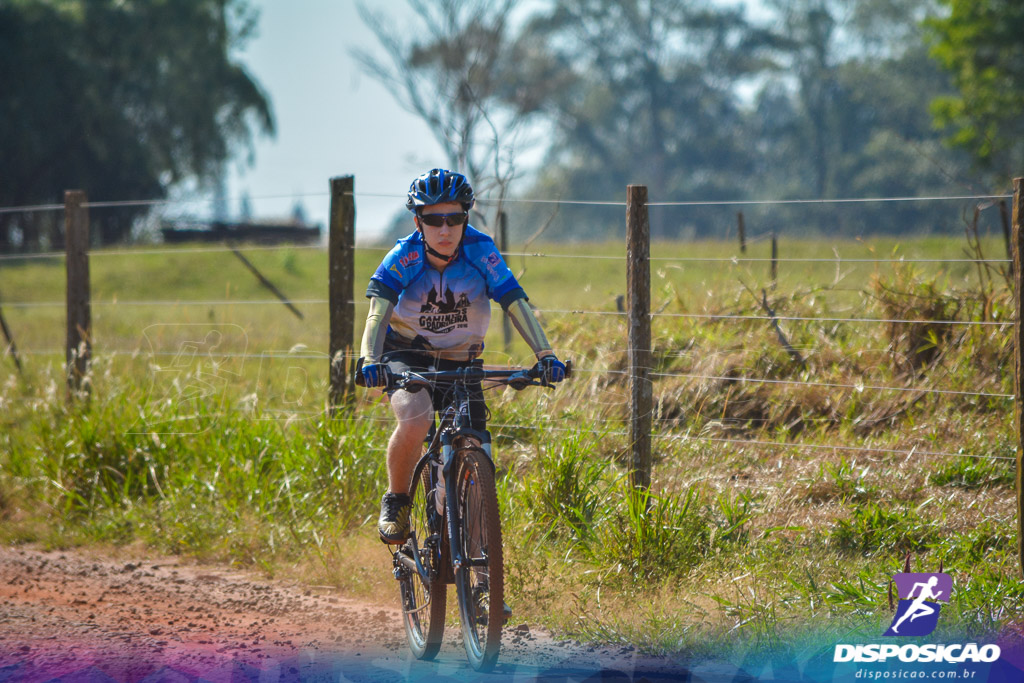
[{"xmin": 367, "ymin": 226, "xmax": 525, "ymax": 360}]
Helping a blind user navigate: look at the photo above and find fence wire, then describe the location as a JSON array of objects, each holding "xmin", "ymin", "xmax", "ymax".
[
  {"xmin": 1, "ymin": 188, "xmax": 1017, "ymax": 472},
  {"xmin": 0, "ymin": 189, "xmax": 1011, "ymax": 215},
  {"xmin": 6, "ymin": 343, "xmax": 1013, "ymax": 404},
  {"xmin": 481, "ymin": 422, "xmax": 1008, "ymax": 462},
  {"xmin": 504, "ymin": 252, "xmax": 1011, "ymax": 264},
  {"xmin": 0, "ymin": 243, "xmax": 1011, "ymax": 264},
  {"xmin": 1, "ymin": 297, "xmax": 1010, "ymax": 330}
]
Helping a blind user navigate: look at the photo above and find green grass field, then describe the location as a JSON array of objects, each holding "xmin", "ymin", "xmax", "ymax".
[{"xmin": 0, "ymin": 233, "xmax": 1019, "ymax": 666}]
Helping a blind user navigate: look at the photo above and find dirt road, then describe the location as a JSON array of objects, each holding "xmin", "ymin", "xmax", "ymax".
[{"xmin": 0, "ymin": 546, "xmax": 726, "ymax": 682}]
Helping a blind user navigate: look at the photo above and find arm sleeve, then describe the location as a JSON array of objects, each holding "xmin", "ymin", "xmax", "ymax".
[
  {"xmin": 506, "ymin": 298, "xmax": 553, "ymax": 359},
  {"xmin": 360, "ymin": 296, "xmax": 394, "ymax": 362},
  {"xmin": 498, "ymin": 286, "xmax": 527, "ymax": 309},
  {"xmin": 366, "ymin": 279, "xmax": 399, "ymax": 305}
]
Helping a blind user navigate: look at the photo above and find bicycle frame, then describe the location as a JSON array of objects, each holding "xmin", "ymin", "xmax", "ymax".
[
  {"xmin": 395, "ymin": 373, "xmax": 489, "ymax": 590},
  {"xmin": 385, "ymin": 359, "xmax": 572, "ymax": 668}
]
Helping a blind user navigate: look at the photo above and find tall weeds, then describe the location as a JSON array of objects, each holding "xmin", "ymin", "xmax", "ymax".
[
  {"xmin": 1, "ymin": 237, "xmax": 1020, "ymax": 655},
  {"xmin": 1, "ymin": 377, "xmax": 389, "ymax": 564}
]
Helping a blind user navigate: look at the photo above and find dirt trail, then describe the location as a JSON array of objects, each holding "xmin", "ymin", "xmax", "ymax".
[{"xmin": 0, "ymin": 546, "xmax": 719, "ymax": 682}]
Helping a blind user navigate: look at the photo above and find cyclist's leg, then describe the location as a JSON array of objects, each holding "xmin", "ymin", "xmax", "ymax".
[
  {"xmin": 387, "ymin": 389, "xmax": 433, "ymax": 494},
  {"xmin": 381, "ymin": 351, "xmax": 436, "ymax": 495},
  {"xmin": 378, "ymin": 351, "xmax": 435, "ymax": 543}
]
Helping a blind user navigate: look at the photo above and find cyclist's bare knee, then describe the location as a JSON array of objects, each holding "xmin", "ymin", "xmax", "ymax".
[{"xmin": 391, "ymin": 389, "xmax": 433, "ymax": 436}]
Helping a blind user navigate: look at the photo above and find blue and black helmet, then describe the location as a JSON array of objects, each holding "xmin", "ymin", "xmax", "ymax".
[{"xmin": 406, "ymin": 168, "xmax": 475, "ymax": 213}]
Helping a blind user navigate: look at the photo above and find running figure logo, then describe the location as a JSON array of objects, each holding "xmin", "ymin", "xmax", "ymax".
[{"xmin": 884, "ymin": 572, "xmax": 952, "ymax": 637}]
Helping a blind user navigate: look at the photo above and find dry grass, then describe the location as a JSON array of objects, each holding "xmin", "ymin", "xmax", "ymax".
[{"xmin": 1, "ymin": 236, "xmax": 1021, "ymax": 662}]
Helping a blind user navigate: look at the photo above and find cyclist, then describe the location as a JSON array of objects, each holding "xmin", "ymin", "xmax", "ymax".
[{"xmin": 358, "ymin": 168, "xmax": 566, "ymax": 545}]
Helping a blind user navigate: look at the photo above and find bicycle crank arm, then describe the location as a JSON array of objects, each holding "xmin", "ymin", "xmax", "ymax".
[
  {"xmin": 392, "ymin": 533, "xmax": 432, "ymax": 582},
  {"xmin": 394, "ymin": 552, "xmax": 419, "ymax": 576}
]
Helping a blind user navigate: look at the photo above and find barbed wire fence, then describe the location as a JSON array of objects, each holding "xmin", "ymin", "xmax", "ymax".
[
  {"xmin": 0, "ymin": 177, "xmax": 1022, "ymax": 570},
  {"xmin": 0, "ymin": 186, "xmax": 1018, "ymax": 423}
]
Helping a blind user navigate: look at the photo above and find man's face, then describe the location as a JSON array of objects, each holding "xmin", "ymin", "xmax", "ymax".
[{"xmin": 416, "ymin": 201, "xmax": 467, "ymax": 257}]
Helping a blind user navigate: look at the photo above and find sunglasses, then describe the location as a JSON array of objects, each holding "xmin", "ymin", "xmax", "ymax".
[{"xmin": 418, "ymin": 212, "xmax": 467, "ymax": 228}]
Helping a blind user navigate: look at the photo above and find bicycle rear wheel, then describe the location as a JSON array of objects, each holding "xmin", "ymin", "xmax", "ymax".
[
  {"xmin": 398, "ymin": 454, "xmax": 447, "ymax": 660},
  {"xmin": 452, "ymin": 446, "xmax": 504, "ymax": 671}
]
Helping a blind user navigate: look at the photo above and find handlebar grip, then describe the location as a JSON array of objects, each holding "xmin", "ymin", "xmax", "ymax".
[
  {"xmin": 564, "ymin": 359, "xmax": 573, "ymax": 379},
  {"xmin": 353, "ymin": 357, "xmax": 393, "ymax": 389}
]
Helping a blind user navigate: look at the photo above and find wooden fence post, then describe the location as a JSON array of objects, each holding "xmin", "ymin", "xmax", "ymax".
[
  {"xmin": 1012, "ymin": 176, "xmax": 1024, "ymax": 578},
  {"xmin": 1001, "ymin": 199, "xmax": 1013, "ymax": 278},
  {"xmin": 770, "ymin": 232, "xmax": 779, "ymax": 288},
  {"xmin": 329, "ymin": 176, "xmax": 356, "ymax": 412},
  {"xmin": 738, "ymin": 211, "xmax": 746, "ymax": 254},
  {"xmin": 0, "ymin": 293, "xmax": 22, "ymax": 375},
  {"xmin": 627, "ymin": 185, "xmax": 652, "ymax": 492},
  {"xmin": 65, "ymin": 190, "xmax": 91, "ymax": 397},
  {"xmin": 499, "ymin": 211, "xmax": 512, "ymax": 352}
]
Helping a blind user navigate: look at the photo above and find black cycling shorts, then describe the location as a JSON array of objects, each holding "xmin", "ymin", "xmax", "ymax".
[{"xmin": 380, "ymin": 349, "xmax": 488, "ymax": 431}]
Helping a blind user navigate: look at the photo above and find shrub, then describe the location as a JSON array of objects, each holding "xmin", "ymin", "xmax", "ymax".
[{"xmin": 595, "ymin": 484, "xmax": 710, "ymax": 580}]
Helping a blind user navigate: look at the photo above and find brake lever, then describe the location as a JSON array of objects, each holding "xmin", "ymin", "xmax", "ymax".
[
  {"xmin": 508, "ymin": 377, "xmax": 532, "ymax": 391},
  {"xmin": 397, "ymin": 371, "xmax": 429, "ymax": 393}
]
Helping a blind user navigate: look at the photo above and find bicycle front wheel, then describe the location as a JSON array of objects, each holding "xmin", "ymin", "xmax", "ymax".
[
  {"xmin": 398, "ymin": 454, "xmax": 447, "ymax": 660},
  {"xmin": 452, "ymin": 446, "xmax": 504, "ymax": 672}
]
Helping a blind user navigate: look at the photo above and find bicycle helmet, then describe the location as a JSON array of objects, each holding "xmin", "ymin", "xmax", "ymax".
[{"xmin": 406, "ymin": 168, "xmax": 475, "ymax": 213}]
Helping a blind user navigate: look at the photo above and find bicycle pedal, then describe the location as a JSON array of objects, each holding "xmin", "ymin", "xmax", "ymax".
[{"xmin": 379, "ymin": 532, "xmax": 409, "ymax": 546}]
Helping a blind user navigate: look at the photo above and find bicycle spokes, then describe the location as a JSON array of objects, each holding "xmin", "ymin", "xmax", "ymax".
[
  {"xmin": 453, "ymin": 447, "xmax": 504, "ymax": 671},
  {"xmin": 396, "ymin": 454, "xmax": 447, "ymax": 660}
]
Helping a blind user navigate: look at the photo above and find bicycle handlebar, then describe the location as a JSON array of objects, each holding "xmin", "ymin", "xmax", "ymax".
[{"xmin": 355, "ymin": 359, "xmax": 573, "ymax": 391}]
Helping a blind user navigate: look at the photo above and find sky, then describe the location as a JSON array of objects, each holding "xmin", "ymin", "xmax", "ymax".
[
  {"xmin": 222, "ymin": 1, "xmax": 450, "ymax": 244},
  {"xmin": 217, "ymin": 1, "xmax": 759, "ymax": 244}
]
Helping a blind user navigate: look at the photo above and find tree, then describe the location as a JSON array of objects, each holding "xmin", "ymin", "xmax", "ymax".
[
  {"xmin": 0, "ymin": 0, "xmax": 274, "ymax": 251},
  {"xmin": 927, "ymin": 0, "xmax": 1024, "ymax": 186},
  {"xmin": 746, "ymin": 0, "xmax": 967, "ymax": 235},
  {"xmin": 354, "ymin": 0, "xmax": 535, "ymax": 230},
  {"xmin": 516, "ymin": 0, "xmax": 966, "ymax": 239},
  {"xmin": 510, "ymin": 0, "xmax": 770, "ymax": 240}
]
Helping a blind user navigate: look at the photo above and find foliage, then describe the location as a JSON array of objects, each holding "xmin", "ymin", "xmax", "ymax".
[
  {"xmin": 870, "ymin": 264, "xmax": 961, "ymax": 369},
  {"xmin": 510, "ymin": 0, "xmax": 765, "ymax": 240},
  {"xmin": 356, "ymin": 0, "xmax": 971, "ymax": 243},
  {"xmin": 2, "ymin": 384, "xmax": 385, "ymax": 561},
  {"xmin": 595, "ymin": 484, "xmax": 711, "ymax": 581},
  {"xmin": 0, "ymin": 0, "xmax": 274, "ymax": 251},
  {"xmin": 927, "ymin": 0, "xmax": 1024, "ymax": 184},
  {"xmin": 927, "ymin": 455, "xmax": 1014, "ymax": 489},
  {"xmin": 0, "ymin": 235, "xmax": 1020, "ymax": 656},
  {"xmin": 831, "ymin": 503, "xmax": 938, "ymax": 555},
  {"xmin": 353, "ymin": 0, "xmax": 532, "ymax": 238},
  {"xmin": 520, "ymin": 430, "xmax": 613, "ymax": 543}
]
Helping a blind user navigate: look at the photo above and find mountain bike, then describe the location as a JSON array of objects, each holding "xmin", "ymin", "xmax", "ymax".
[{"xmin": 383, "ymin": 359, "xmax": 571, "ymax": 672}]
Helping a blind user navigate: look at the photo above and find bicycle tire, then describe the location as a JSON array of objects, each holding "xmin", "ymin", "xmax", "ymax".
[
  {"xmin": 452, "ymin": 446, "xmax": 504, "ymax": 671},
  {"xmin": 398, "ymin": 454, "xmax": 447, "ymax": 660}
]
